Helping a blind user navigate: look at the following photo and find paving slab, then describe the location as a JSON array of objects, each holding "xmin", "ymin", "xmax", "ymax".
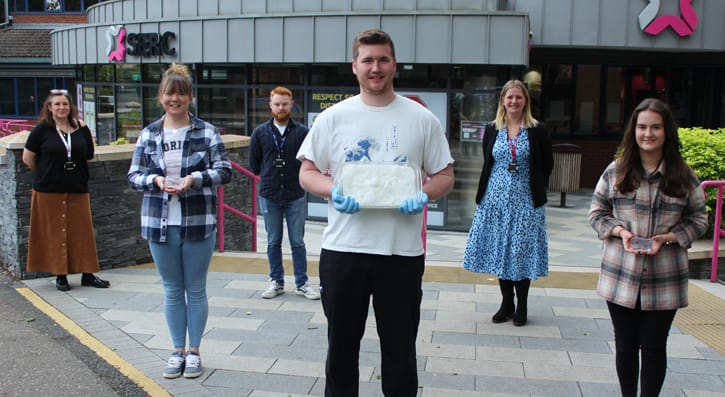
[{"xmin": 14, "ymin": 191, "xmax": 725, "ymax": 396}]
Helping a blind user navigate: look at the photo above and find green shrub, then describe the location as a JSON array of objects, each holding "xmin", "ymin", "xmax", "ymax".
[
  {"xmin": 679, "ymin": 127, "xmax": 725, "ymax": 236},
  {"xmin": 109, "ymin": 137, "xmax": 129, "ymax": 145}
]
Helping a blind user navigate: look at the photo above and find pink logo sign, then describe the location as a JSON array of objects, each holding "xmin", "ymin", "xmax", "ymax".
[
  {"xmin": 639, "ymin": 0, "xmax": 698, "ymax": 37},
  {"xmin": 106, "ymin": 25, "xmax": 126, "ymax": 62}
]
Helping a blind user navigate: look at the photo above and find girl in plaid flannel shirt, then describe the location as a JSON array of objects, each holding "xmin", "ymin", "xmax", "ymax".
[{"xmin": 589, "ymin": 98, "xmax": 707, "ymax": 397}]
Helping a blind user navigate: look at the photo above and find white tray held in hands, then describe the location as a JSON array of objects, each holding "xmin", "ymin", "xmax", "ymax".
[{"xmin": 337, "ymin": 162, "xmax": 422, "ymax": 208}]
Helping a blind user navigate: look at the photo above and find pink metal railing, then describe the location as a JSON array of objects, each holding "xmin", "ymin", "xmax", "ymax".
[
  {"xmin": 702, "ymin": 180, "xmax": 725, "ymax": 282},
  {"xmin": 217, "ymin": 161, "xmax": 260, "ymax": 253}
]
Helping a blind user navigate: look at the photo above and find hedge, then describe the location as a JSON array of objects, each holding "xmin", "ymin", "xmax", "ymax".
[{"xmin": 679, "ymin": 127, "xmax": 725, "ymax": 236}]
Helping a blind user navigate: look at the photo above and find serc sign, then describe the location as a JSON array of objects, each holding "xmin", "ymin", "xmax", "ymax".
[
  {"xmin": 638, "ymin": 0, "xmax": 698, "ymax": 37},
  {"xmin": 106, "ymin": 25, "xmax": 177, "ymax": 62}
]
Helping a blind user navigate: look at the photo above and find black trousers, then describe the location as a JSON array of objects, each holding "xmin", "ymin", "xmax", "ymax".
[
  {"xmin": 319, "ymin": 249, "xmax": 424, "ymax": 397},
  {"xmin": 606, "ymin": 300, "xmax": 677, "ymax": 397}
]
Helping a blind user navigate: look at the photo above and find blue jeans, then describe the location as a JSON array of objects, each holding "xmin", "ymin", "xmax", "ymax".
[
  {"xmin": 258, "ymin": 195, "xmax": 308, "ymax": 288},
  {"xmin": 149, "ymin": 226, "xmax": 215, "ymax": 350}
]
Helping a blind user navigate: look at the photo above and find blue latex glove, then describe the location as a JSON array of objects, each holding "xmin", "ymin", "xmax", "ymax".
[
  {"xmin": 330, "ymin": 185, "xmax": 360, "ymax": 214},
  {"xmin": 399, "ymin": 192, "xmax": 428, "ymax": 215}
]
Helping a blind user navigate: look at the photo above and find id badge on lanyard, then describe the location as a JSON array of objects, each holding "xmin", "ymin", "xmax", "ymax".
[
  {"xmin": 508, "ymin": 133, "xmax": 519, "ymax": 174},
  {"xmin": 273, "ymin": 132, "xmax": 286, "ymax": 169},
  {"xmin": 57, "ymin": 127, "xmax": 76, "ymax": 171}
]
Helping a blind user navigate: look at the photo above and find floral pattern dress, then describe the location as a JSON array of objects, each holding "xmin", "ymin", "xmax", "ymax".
[{"xmin": 463, "ymin": 128, "xmax": 549, "ymax": 281}]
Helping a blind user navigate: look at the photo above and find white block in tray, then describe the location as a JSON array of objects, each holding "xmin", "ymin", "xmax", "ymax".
[{"xmin": 339, "ymin": 162, "xmax": 421, "ymax": 208}]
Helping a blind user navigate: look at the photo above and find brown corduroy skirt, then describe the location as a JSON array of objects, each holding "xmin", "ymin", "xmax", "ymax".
[{"xmin": 27, "ymin": 190, "xmax": 100, "ymax": 275}]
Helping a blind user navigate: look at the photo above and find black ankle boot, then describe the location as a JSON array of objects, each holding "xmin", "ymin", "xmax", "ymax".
[
  {"xmin": 492, "ymin": 279, "xmax": 515, "ymax": 323},
  {"xmin": 513, "ymin": 279, "xmax": 530, "ymax": 326},
  {"xmin": 513, "ymin": 303, "xmax": 527, "ymax": 326},
  {"xmin": 55, "ymin": 275, "xmax": 71, "ymax": 291},
  {"xmin": 81, "ymin": 273, "xmax": 110, "ymax": 288}
]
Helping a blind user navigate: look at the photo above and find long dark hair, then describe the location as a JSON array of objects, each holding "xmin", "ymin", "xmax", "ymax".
[
  {"xmin": 615, "ymin": 98, "xmax": 692, "ymax": 197},
  {"xmin": 38, "ymin": 90, "xmax": 80, "ymax": 129}
]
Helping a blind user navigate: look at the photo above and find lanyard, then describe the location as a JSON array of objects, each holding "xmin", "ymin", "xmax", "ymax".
[
  {"xmin": 507, "ymin": 131, "xmax": 519, "ymax": 163},
  {"xmin": 57, "ymin": 127, "xmax": 72, "ymax": 160},
  {"xmin": 271, "ymin": 129, "xmax": 287, "ymax": 156}
]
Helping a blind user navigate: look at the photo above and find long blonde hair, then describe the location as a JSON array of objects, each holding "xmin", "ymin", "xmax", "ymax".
[{"xmin": 494, "ymin": 79, "xmax": 538, "ymax": 131}]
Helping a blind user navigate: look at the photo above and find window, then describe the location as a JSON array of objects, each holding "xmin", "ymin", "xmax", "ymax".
[
  {"xmin": 96, "ymin": 65, "xmax": 113, "ymax": 83},
  {"xmin": 310, "ymin": 65, "xmax": 355, "ymax": 86},
  {"xmin": 11, "ymin": 0, "xmax": 104, "ymax": 12},
  {"xmin": 64, "ymin": 0, "xmax": 81, "ymax": 12},
  {"xmin": 574, "ymin": 65, "xmax": 601, "ymax": 135},
  {"xmin": 0, "ymin": 79, "xmax": 15, "ymax": 115},
  {"xmin": 142, "ymin": 64, "xmax": 166, "ymax": 84},
  {"xmin": 143, "ymin": 86, "xmax": 163, "ymax": 126},
  {"xmin": 666, "ymin": 68, "xmax": 690, "ymax": 127},
  {"xmin": 83, "ymin": 65, "xmax": 96, "ymax": 82},
  {"xmin": 37, "ymin": 79, "xmax": 55, "ymax": 108},
  {"xmin": 523, "ymin": 69, "xmax": 543, "ymax": 120},
  {"xmin": 447, "ymin": 90, "xmax": 483, "ymax": 230},
  {"xmin": 28, "ymin": 0, "xmax": 44, "ymax": 12},
  {"xmin": 200, "ymin": 65, "xmax": 246, "ymax": 84},
  {"xmin": 395, "ymin": 64, "xmax": 448, "ymax": 89},
  {"xmin": 452, "ymin": 65, "xmax": 503, "ymax": 124},
  {"xmin": 251, "ymin": 65, "xmax": 303, "ymax": 85},
  {"xmin": 451, "ymin": 64, "xmax": 507, "ymax": 90},
  {"xmin": 116, "ymin": 64, "xmax": 140, "ymax": 83},
  {"xmin": 116, "ymin": 86, "xmax": 142, "ymax": 143},
  {"xmin": 18, "ymin": 78, "xmax": 35, "ymax": 116},
  {"xmin": 95, "ymin": 85, "xmax": 114, "ymax": 145},
  {"xmin": 196, "ymin": 87, "xmax": 247, "ymax": 135},
  {"xmin": 445, "ymin": 66, "xmax": 513, "ymax": 230},
  {"xmin": 604, "ymin": 67, "xmax": 625, "ymax": 135},
  {"xmin": 542, "ymin": 64, "xmax": 573, "ymax": 136},
  {"xmin": 0, "ymin": 78, "xmax": 72, "ymax": 118}
]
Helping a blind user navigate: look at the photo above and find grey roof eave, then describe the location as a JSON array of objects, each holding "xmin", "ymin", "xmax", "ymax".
[{"xmin": 0, "ymin": 57, "xmax": 52, "ymax": 63}]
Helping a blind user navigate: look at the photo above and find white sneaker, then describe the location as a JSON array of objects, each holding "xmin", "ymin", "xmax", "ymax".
[
  {"xmin": 262, "ymin": 280, "xmax": 284, "ymax": 299},
  {"xmin": 295, "ymin": 283, "xmax": 320, "ymax": 300},
  {"xmin": 183, "ymin": 352, "xmax": 203, "ymax": 378},
  {"xmin": 162, "ymin": 351, "xmax": 184, "ymax": 379}
]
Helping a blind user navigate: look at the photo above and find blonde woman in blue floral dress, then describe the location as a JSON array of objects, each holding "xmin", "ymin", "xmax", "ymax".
[{"xmin": 463, "ymin": 80, "xmax": 553, "ymax": 326}]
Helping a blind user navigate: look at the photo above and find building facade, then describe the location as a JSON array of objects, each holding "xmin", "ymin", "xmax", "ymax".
[
  {"xmin": 6, "ymin": 0, "xmax": 725, "ymax": 231},
  {"xmin": 0, "ymin": 0, "xmax": 103, "ymax": 119}
]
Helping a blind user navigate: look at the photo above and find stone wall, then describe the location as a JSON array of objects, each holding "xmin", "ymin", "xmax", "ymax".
[
  {"xmin": 688, "ymin": 257, "xmax": 725, "ymax": 281},
  {"xmin": 0, "ymin": 133, "xmax": 253, "ymax": 279}
]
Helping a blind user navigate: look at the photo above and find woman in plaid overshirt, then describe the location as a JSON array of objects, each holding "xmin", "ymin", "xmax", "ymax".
[
  {"xmin": 589, "ymin": 98, "xmax": 708, "ymax": 397},
  {"xmin": 127, "ymin": 64, "xmax": 232, "ymax": 380}
]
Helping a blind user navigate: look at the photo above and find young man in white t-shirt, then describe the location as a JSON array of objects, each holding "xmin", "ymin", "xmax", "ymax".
[{"xmin": 297, "ymin": 28, "xmax": 455, "ymax": 397}]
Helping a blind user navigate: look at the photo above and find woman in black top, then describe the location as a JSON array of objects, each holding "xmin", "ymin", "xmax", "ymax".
[{"xmin": 22, "ymin": 89, "xmax": 109, "ymax": 291}]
